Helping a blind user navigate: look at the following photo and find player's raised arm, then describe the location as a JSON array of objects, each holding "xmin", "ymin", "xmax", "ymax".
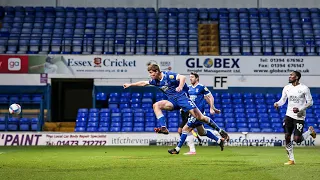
[
  {"xmin": 301, "ymin": 87, "xmax": 313, "ymax": 111},
  {"xmin": 274, "ymin": 86, "xmax": 288, "ymax": 108},
  {"xmin": 123, "ymin": 81, "xmax": 150, "ymax": 89},
  {"xmin": 204, "ymin": 92, "xmax": 220, "ymax": 114},
  {"xmin": 176, "ymin": 74, "xmax": 186, "ymax": 92}
]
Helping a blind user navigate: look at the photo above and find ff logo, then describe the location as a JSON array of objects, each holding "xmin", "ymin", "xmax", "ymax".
[{"xmin": 8, "ymin": 58, "xmax": 21, "ymax": 71}]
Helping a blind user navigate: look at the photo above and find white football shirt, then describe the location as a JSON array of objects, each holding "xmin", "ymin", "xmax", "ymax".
[{"xmin": 276, "ymin": 83, "xmax": 313, "ymax": 120}]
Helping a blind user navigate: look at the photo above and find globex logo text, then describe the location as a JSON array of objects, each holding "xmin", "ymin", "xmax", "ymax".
[{"xmin": 186, "ymin": 58, "xmax": 240, "ymax": 68}]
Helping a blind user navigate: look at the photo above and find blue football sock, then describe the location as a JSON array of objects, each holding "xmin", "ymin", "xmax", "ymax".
[
  {"xmin": 157, "ymin": 115, "xmax": 167, "ymax": 127},
  {"xmin": 206, "ymin": 129, "xmax": 219, "ymax": 142},
  {"xmin": 206, "ymin": 116, "xmax": 221, "ymax": 132},
  {"xmin": 177, "ymin": 132, "xmax": 188, "ymax": 149}
]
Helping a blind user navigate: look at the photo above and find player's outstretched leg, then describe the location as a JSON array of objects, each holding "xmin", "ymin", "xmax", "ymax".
[
  {"xmin": 205, "ymin": 116, "xmax": 229, "ymax": 142},
  {"xmin": 168, "ymin": 131, "xmax": 188, "ymax": 154},
  {"xmin": 284, "ymin": 141, "xmax": 295, "ymax": 165},
  {"xmin": 154, "ymin": 114, "xmax": 169, "ymax": 135},
  {"xmin": 168, "ymin": 126, "xmax": 224, "ymax": 155},
  {"xmin": 204, "ymin": 129, "xmax": 225, "ymax": 151},
  {"xmin": 303, "ymin": 126, "xmax": 317, "ymax": 139},
  {"xmin": 285, "ymin": 126, "xmax": 317, "ymax": 165},
  {"xmin": 153, "ymin": 101, "xmax": 171, "ymax": 134},
  {"xmin": 283, "ymin": 117, "xmax": 295, "ymax": 165},
  {"xmin": 196, "ymin": 125, "xmax": 225, "ymax": 151},
  {"xmin": 189, "ymin": 108, "xmax": 230, "ymax": 141}
]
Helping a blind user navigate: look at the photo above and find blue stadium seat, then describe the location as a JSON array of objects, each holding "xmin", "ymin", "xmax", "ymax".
[
  {"xmin": 226, "ymin": 128, "xmax": 237, "ymax": 132},
  {"xmin": 250, "ymin": 128, "xmax": 261, "ymax": 132},
  {"xmin": 272, "ymin": 123, "xmax": 283, "ymax": 128},
  {"xmin": 110, "ymin": 127, "xmax": 121, "ymax": 132},
  {"xmin": 0, "ymin": 117, "xmax": 6, "ymax": 131},
  {"xmin": 8, "ymin": 117, "xmax": 19, "ymax": 131},
  {"xmin": 75, "ymin": 127, "xmax": 86, "ymax": 132},
  {"xmin": 123, "ymin": 112, "xmax": 133, "ymax": 117},
  {"xmin": 238, "ymin": 128, "xmax": 249, "ymax": 132},
  {"xmin": 248, "ymin": 123, "xmax": 259, "ymax": 128},
  {"xmin": 143, "ymin": 93, "xmax": 153, "ymax": 98},
  {"xmin": 236, "ymin": 118, "xmax": 246, "ymax": 123},
  {"xmin": 31, "ymin": 118, "xmax": 39, "ymax": 131},
  {"xmin": 120, "ymin": 108, "xmax": 131, "ymax": 113},
  {"xmin": 133, "ymin": 127, "xmax": 144, "ymax": 132},
  {"xmin": 248, "ymin": 118, "xmax": 258, "ymax": 123},
  {"xmin": 79, "ymin": 109, "xmax": 89, "ymax": 115},
  {"xmin": 87, "ymin": 127, "xmax": 98, "ymax": 132},
  {"xmin": 243, "ymin": 93, "xmax": 253, "ymax": 99},
  {"xmin": 214, "ymin": 118, "xmax": 224, "ymax": 123},
  {"xmin": 226, "ymin": 123, "xmax": 236, "ymax": 128},
  {"xmin": 20, "ymin": 95, "xmax": 31, "ymax": 102},
  {"xmin": 87, "ymin": 121, "xmax": 99, "ymax": 127},
  {"xmin": 259, "ymin": 118, "xmax": 269, "ymax": 123},
  {"xmin": 168, "ymin": 127, "xmax": 178, "ymax": 132},
  {"xmin": 270, "ymin": 118, "xmax": 281, "ymax": 123},
  {"xmin": 19, "ymin": 118, "xmax": 30, "ymax": 131},
  {"xmin": 259, "ymin": 113, "xmax": 269, "ymax": 118},
  {"xmin": 122, "ymin": 127, "xmax": 133, "ymax": 132},
  {"xmin": 261, "ymin": 128, "xmax": 273, "ymax": 133},
  {"xmin": 306, "ymin": 118, "xmax": 317, "ymax": 123},
  {"xmin": 234, "ymin": 108, "xmax": 245, "ymax": 113},
  {"xmin": 132, "ymin": 93, "xmax": 142, "ymax": 98},
  {"xmin": 123, "ymin": 122, "xmax": 133, "ymax": 127},
  {"xmin": 237, "ymin": 123, "xmax": 248, "ymax": 128},
  {"xmin": 216, "ymin": 122, "xmax": 224, "ymax": 128},
  {"xmin": 76, "ymin": 121, "xmax": 86, "ymax": 127},
  {"xmin": 274, "ymin": 128, "xmax": 284, "ymax": 133},
  {"xmin": 145, "ymin": 126, "xmax": 155, "ymax": 132}
]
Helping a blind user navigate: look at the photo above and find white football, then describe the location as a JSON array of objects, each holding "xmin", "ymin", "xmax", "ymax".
[{"xmin": 9, "ymin": 103, "xmax": 21, "ymax": 114}]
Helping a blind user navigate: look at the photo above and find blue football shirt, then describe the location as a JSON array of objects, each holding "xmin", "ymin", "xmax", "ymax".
[
  {"xmin": 149, "ymin": 71, "xmax": 189, "ymax": 99},
  {"xmin": 188, "ymin": 83, "xmax": 211, "ymax": 111}
]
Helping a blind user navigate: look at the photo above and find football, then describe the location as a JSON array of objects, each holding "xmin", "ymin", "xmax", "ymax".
[{"xmin": 9, "ymin": 103, "xmax": 21, "ymax": 114}]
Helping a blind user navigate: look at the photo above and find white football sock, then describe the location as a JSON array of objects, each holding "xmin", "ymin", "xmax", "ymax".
[
  {"xmin": 302, "ymin": 129, "xmax": 311, "ymax": 141},
  {"xmin": 289, "ymin": 147, "xmax": 295, "ymax": 161},
  {"xmin": 186, "ymin": 133, "xmax": 196, "ymax": 152},
  {"xmin": 285, "ymin": 142, "xmax": 295, "ymax": 161}
]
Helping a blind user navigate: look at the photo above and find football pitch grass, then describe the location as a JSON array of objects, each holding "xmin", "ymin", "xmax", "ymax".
[{"xmin": 0, "ymin": 146, "xmax": 319, "ymax": 180}]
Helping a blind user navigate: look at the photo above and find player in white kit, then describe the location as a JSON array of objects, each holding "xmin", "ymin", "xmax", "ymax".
[{"xmin": 274, "ymin": 71, "xmax": 316, "ymax": 165}]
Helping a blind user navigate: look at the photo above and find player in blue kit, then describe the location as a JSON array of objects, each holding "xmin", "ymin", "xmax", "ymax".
[
  {"xmin": 180, "ymin": 72, "xmax": 223, "ymax": 155},
  {"xmin": 123, "ymin": 63, "xmax": 229, "ymax": 152}
]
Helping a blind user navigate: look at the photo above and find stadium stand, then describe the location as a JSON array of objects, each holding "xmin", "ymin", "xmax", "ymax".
[
  {"xmin": 0, "ymin": 7, "xmax": 319, "ymax": 132},
  {"xmin": 0, "ymin": 94, "xmax": 43, "ymax": 131},
  {"xmin": 73, "ymin": 92, "xmax": 320, "ymax": 133},
  {"xmin": 0, "ymin": 7, "xmax": 319, "ymax": 55}
]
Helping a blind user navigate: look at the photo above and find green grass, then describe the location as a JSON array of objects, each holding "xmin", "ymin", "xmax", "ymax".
[{"xmin": 0, "ymin": 146, "xmax": 319, "ymax": 180}]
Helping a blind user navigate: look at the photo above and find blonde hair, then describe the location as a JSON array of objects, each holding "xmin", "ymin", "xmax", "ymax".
[{"xmin": 147, "ymin": 63, "xmax": 161, "ymax": 72}]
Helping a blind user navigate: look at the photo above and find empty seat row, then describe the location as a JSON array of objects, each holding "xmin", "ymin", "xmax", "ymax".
[{"xmin": 0, "ymin": 117, "xmax": 39, "ymax": 131}]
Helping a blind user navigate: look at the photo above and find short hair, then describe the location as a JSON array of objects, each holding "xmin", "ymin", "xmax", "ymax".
[
  {"xmin": 147, "ymin": 63, "xmax": 161, "ymax": 72},
  {"xmin": 293, "ymin": 71, "xmax": 301, "ymax": 80},
  {"xmin": 190, "ymin": 72, "xmax": 199, "ymax": 79}
]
